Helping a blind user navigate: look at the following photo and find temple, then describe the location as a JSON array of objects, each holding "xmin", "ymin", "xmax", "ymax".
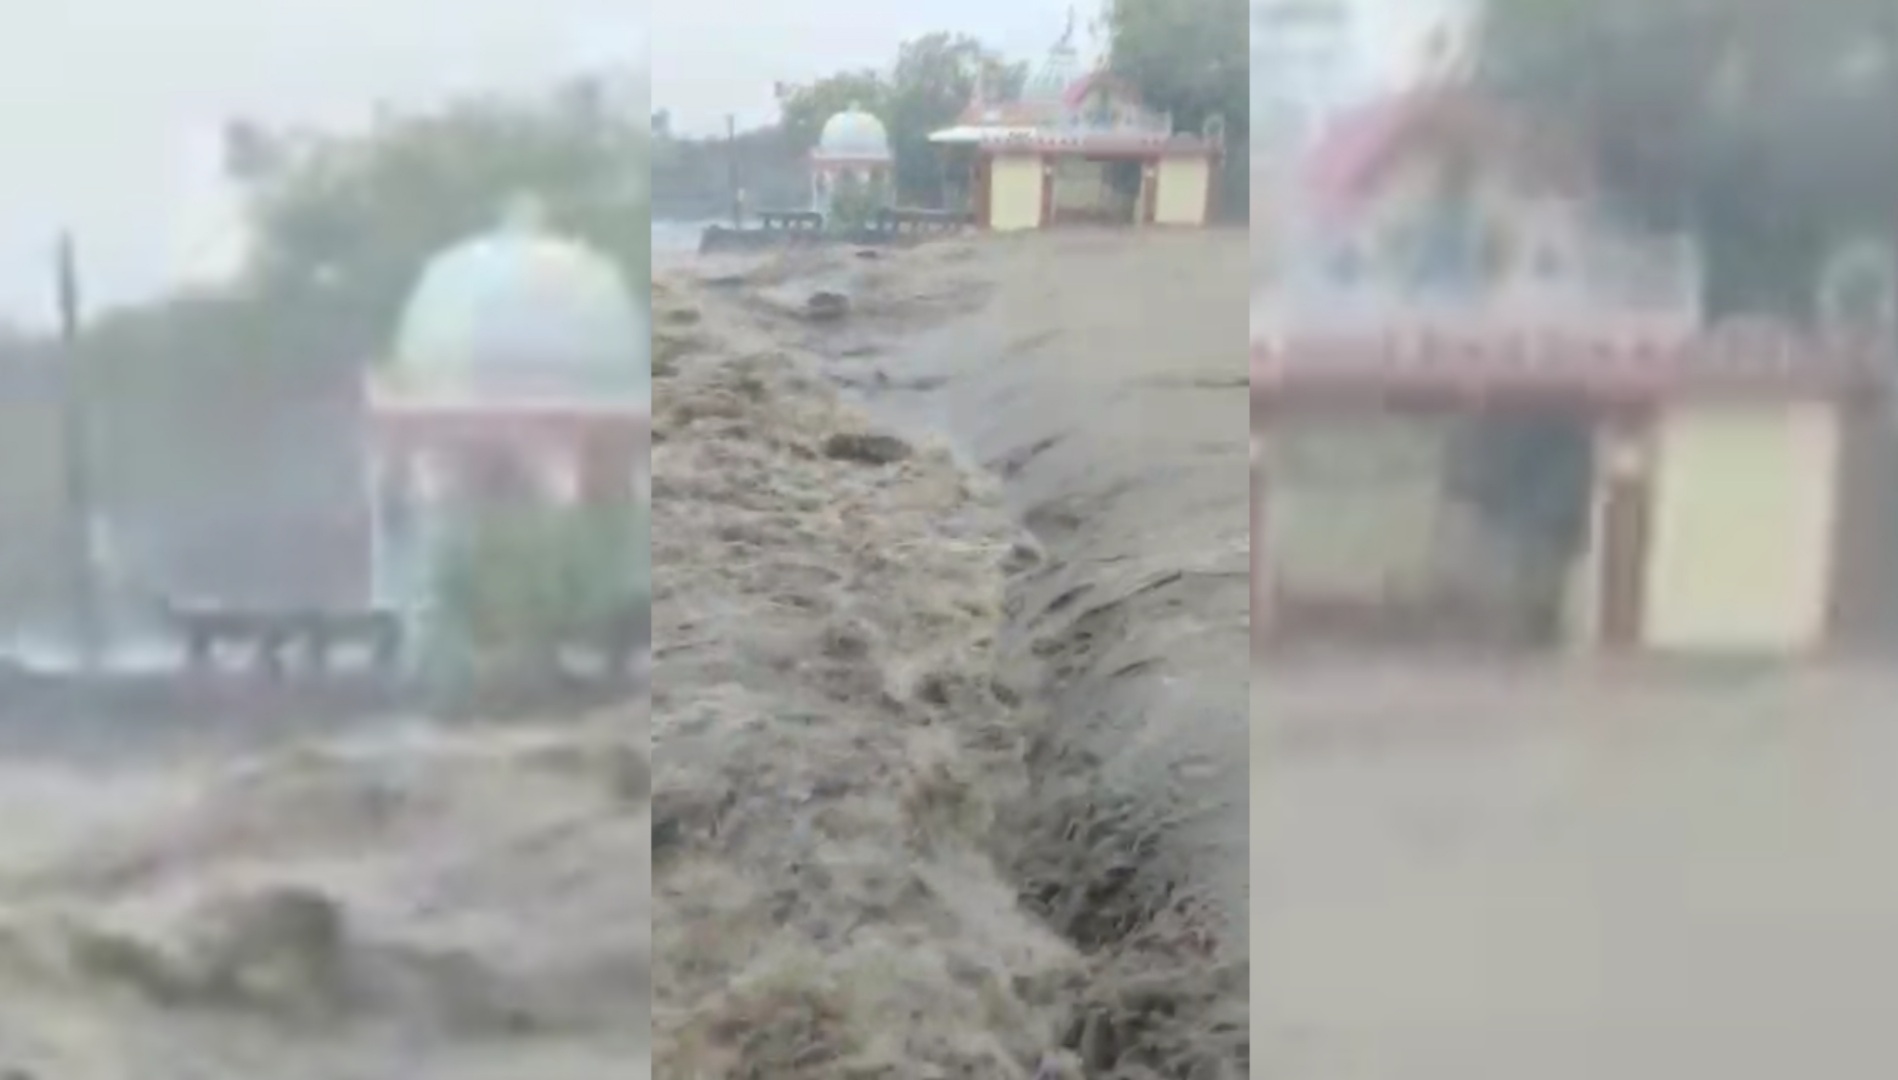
[
  {"xmin": 927, "ymin": 12, "xmax": 1224, "ymax": 229},
  {"xmin": 1254, "ymin": 87, "xmax": 1898, "ymax": 656}
]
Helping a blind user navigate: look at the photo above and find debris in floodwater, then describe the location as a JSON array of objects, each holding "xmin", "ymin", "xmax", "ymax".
[
  {"xmin": 803, "ymin": 290, "xmax": 850, "ymax": 320},
  {"xmin": 654, "ymin": 231, "xmax": 1250, "ymax": 1079},
  {"xmin": 651, "ymin": 263, "xmax": 1084, "ymax": 1077},
  {"xmin": 821, "ymin": 431, "xmax": 912, "ymax": 465},
  {"xmin": 0, "ymin": 705, "xmax": 650, "ymax": 1076}
]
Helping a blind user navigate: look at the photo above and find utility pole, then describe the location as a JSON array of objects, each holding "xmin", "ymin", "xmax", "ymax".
[
  {"xmin": 727, "ymin": 113, "xmax": 745, "ymax": 227},
  {"xmin": 53, "ymin": 231, "xmax": 100, "ymax": 674}
]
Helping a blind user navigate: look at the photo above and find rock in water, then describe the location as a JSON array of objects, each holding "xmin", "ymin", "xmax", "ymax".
[{"xmin": 822, "ymin": 431, "xmax": 913, "ymax": 466}]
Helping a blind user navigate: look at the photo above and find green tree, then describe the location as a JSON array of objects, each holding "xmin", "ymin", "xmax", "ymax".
[
  {"xmin": 1477, "ymin": 0, "xmax": 1898, "ymax": 315},
  {"xmin": 825, "ymin": 171, "xmax": 883, "ymax": 232},
  {"xmin": 428, "ymin": 498, "xmax": 648, "ymax": 692},
  {"xmin": 225, "ymin": 78, "xmax": 649, "ymax": 367},
  {"xmin": 1099, "ymin": 0, "xmax": 1249, "ymax": 218},
  {"xmin": 1100, "ymin": 0, "xmax": 1248, "ymax": 131},
  {"xmin": 886, "ymin": 33, "xmax": 1028, "ymax": 204}
]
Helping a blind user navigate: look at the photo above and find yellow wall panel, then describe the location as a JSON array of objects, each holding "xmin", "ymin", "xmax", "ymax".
[
  {"xmin": 1644, "ymin": 402, "xmax": 1840, "ymax": 652},
  {"xmin": 988, "ymin": 157, "xmax": 1043, "ymax": 232}
]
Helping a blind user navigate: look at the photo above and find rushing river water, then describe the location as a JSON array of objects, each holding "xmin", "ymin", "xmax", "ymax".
[
  {"xmin": 650, "ymin": 221, "xmax": 708, "ymax": 257},
  {"xmin": 792, "ymin": 232, "xmax": 1252, "ymax": 1072}
]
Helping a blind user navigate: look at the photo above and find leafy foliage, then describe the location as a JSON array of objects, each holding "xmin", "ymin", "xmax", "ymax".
[
  {"xmin": 1099, "ymin": 0, "xmax": 1248, "ymax": 132},
  {"xmin": 1476, "ymin": 0, "xmax": 1898, "ymax": 314},
  {"xmin": 825, "ymin": 172, "xmax": 886, "ymax": 232},
  {"xmin": 427, "ymin": 498, "xmax": 649, "ymax": 686},
  {"xmin": 142, "ymin": 81, "xmax": 646, "ymax": 489},
  {"xmin": 1099, "ymin": 0, "xmax": 1249, "ymax": 220},
  {"xmin": 229, "ymin": 78, "xmax": 651, "ymax": 367}
]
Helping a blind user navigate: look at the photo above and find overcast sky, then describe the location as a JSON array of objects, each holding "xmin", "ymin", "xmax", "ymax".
[
  {"xmin": 0, "ymin": 0, "xmax": 1464, "ymax": 324},
  {"xmin": 652, "ymin": 0, "xmax": 1092, "ymax": 135},
  {"xmin": 0, "ymin": 0, "xmax": 647, "ymax": 325},
  {"xmin": 653, "ymin": 0, "xmax": 1464, "ymax": 136}
]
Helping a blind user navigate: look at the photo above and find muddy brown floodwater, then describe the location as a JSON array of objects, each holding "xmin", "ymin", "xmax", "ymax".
[
  {"xmin": 652, "ymin": 229, "xmax": 1249, "ymax": 1078},
  {"xmin": 0, "ymin": 706, "xmax": 650, "ymax": 1078},
  {"xmin": 1259, "ymin": 661, "xmax": 1898, "ymax": 1078}
]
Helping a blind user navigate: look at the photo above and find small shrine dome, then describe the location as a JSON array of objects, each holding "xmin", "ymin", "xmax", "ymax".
[
  {"xmin": 388, "ymin": 196, "xmax": 649, "ymax": 408},
  {"xmin": 816, "ymin": 105, "xmax": 893, "ymax": 161}
]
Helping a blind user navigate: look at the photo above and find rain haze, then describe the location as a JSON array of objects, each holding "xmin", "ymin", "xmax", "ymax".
[
  {"xmin": 652, "ymin": 0, "xmax": 1094, "ymax": 134},
  {"xmin": 0, "ymin": 0, "xmax": 647, "ymax": 325},
  {"xmin": 652, "ymin": 0, "xmax": 1462, "ymax": 135}
]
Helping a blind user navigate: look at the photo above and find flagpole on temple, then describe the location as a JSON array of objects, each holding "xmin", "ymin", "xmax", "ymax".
[{"xmin": 54, "ymin": 230, "xmax": 101, "ymax": 674}]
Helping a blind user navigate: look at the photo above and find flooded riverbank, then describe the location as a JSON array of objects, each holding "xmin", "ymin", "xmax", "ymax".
[
  {"xmin": 651, "ymin": 266, "xmax": 1083, "ymax": 1076},
  {"xmin": 0, "ymin": 704, "xmax": 649, "ymax": 1078},
  {"xmin": 652, "ymin": 229, "xmax": 1249, "ymax": 1077},
  {"xmin": 1257, "ymin": 663, "xmax": 1898, "ymax": 1077},
  {"xmin": 843, "ymin": 233, "xmax": 1250, "ymax": 1075}
]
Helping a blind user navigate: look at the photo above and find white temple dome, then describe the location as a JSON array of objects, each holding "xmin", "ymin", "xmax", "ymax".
[
  {"xmin": 390, "ymin": 196, "xmax": 649, "ymax": 406},
  {"xmin": 816, "ymin": 105, "xmax": 893, "ymax": 160}
]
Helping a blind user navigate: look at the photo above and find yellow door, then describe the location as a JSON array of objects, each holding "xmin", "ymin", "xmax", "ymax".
[
  {"xmin": 1154, "ymin": 157, "xmax": 1210, "ymax": 225},
  {"xmin": 988, "ymin": 156, "xmax": 1043, "ymax": 231},
  {"xmin": 1643, "ymin": 402, "xmax": 1840, "ymax": 652}
]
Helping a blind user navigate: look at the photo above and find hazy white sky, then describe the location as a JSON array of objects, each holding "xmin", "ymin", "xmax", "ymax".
[
  {"xmin": 652, "ymin": 0, "xmax": 1090, "ymax": 135},
  {"xmin": 0, "ymin": 0, "xmax": 646, "ymax": 324},
  {"xmin": 0, "ymin": 0, "xmax": 1460, "ymax": 322},
  {"xmin": 653, "ymin": 0, "xmax": 1464, "ymax": 136}
]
